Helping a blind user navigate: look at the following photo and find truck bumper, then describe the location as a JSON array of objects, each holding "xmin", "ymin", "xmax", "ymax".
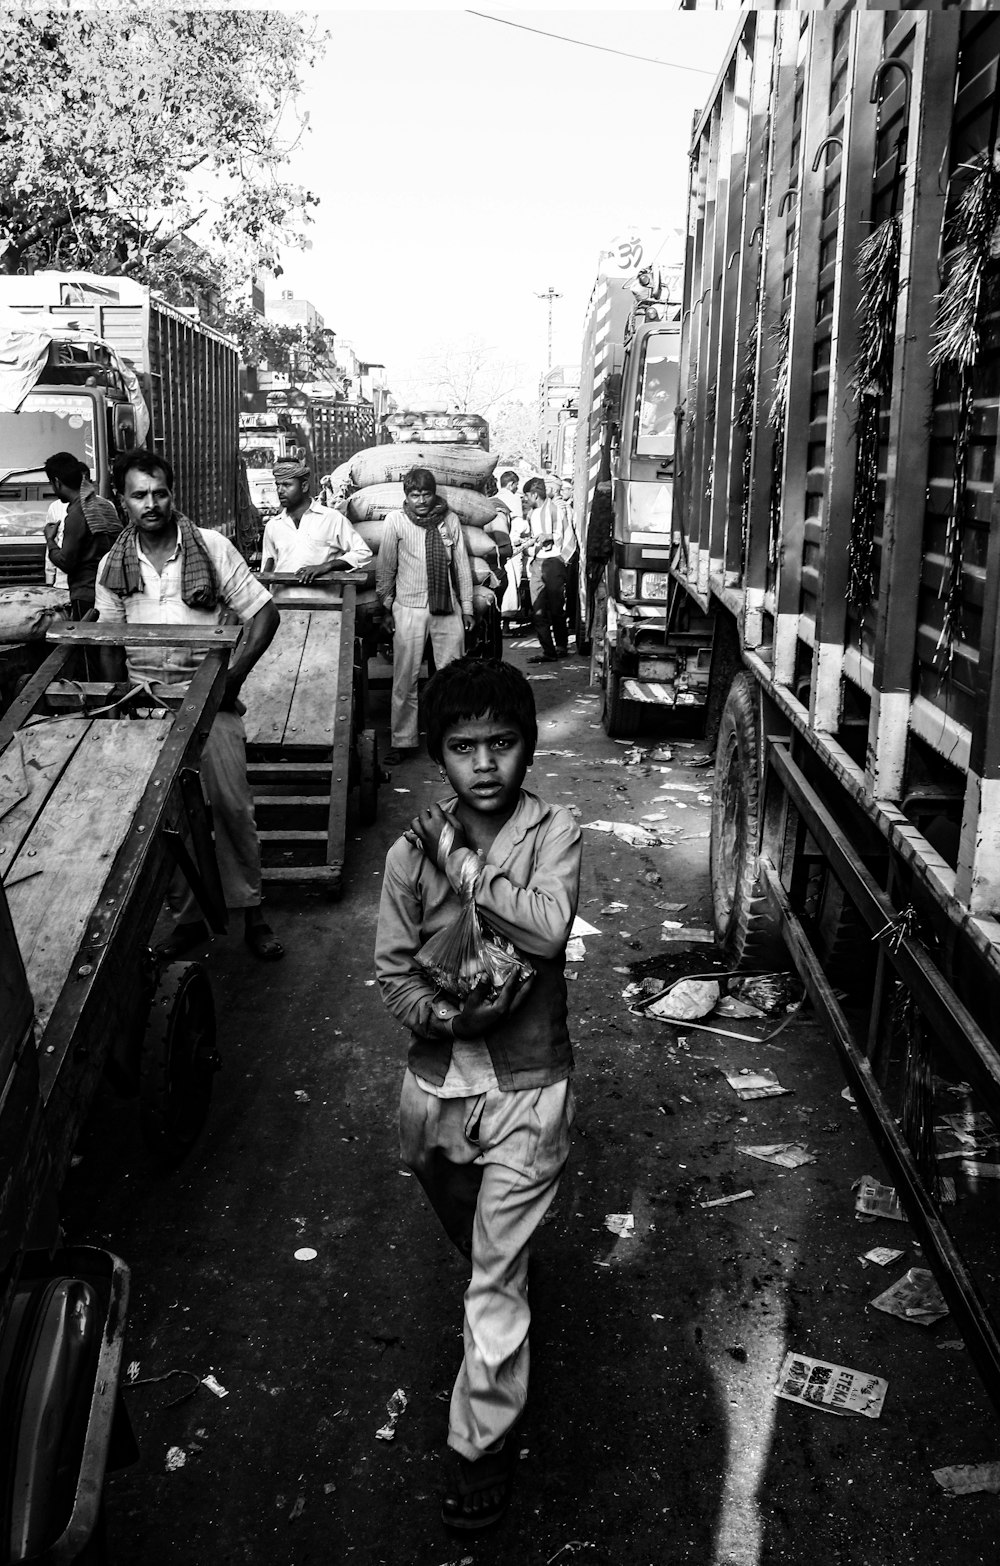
[{"xmin": 608, "ymin": 599, "xmax": 710, "ymax": 708}]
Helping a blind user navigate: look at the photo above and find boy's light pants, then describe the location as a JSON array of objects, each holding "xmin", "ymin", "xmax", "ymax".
[
  {"xmin": 390, "ymin": 604, "xmax": 465, "ymax": 749},
  {"xmin": 399, "ymin": 1070, "xmax": 574, "ymax": 1460}
]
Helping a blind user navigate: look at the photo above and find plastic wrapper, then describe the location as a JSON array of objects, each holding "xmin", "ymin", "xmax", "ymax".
[{"xmin": 416, "ymin": 899, "xmax": 533, "ymax": 1003}]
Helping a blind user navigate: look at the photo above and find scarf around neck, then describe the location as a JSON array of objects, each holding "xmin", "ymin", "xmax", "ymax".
[
  {"xmin": 100, "ymin": 510, "xmax": 220, "ymax": 608},
  {"xmin": 404, "ymin": 495, "xmax": 453, "ymax": 615}
]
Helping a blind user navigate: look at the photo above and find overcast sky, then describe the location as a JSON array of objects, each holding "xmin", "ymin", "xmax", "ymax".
[{"xmin": 265, "ymin": 6, "xmax": 736, "ymax": 404}]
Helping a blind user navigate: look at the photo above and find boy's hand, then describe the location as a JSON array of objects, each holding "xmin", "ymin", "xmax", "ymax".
[
  {"xmin": 452, "ymin": 972, "xmax": 532, "ymax": 1039},
  {"xmin": 411, "ymin": 803, "xmax": 468, "ymax": 862}
]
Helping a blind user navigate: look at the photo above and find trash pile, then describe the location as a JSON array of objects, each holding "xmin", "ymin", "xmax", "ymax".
[
  {"xmin": 322, "ymin": 438, "xmax": 505, "ymax": 624},
  {"xmin": 623, "ymin": 966, "xmax": 803, "ymax": 1041}
]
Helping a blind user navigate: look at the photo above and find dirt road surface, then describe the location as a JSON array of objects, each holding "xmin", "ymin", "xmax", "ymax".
[{"xmin": 64, "ymin": 645, "xmax": 998, "ymax": 1565}]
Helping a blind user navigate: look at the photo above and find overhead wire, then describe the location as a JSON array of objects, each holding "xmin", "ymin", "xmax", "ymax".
[{"xmin": 465, "ymin": 10, "xmax": 717, "ymax": 75}]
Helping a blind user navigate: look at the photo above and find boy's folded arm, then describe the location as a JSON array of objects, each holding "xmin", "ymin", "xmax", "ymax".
[
  {"xmin": 454, "ymin": 817, "xmax": 582, "ymax": 959},
  {"xmin": 374, "ymin": 846, "xmax": 440, "ymax": 1036}
]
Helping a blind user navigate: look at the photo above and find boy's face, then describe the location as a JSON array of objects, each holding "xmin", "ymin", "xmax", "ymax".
[{"xmin": 439, "ymin": 712, "xmax": 529, "ymax": 818}]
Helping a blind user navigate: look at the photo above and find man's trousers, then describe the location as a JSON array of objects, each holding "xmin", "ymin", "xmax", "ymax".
[
  {"xmin": 530, "ymin": 556, "xmax": 569, "ymax": 657},
  {"xmin": 390, "ymin": 604, "xmax": 465, "ymax": 749},
  {"xmin": 173, "ymin": 708, "xmax": 262, "ymax": 918}
]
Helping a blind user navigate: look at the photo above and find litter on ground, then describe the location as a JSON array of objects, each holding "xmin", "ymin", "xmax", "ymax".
[
  {"xmin": 862, "ymin": 1247, "xmax": 905, "ymax": 1267},
  {"xmin": 700, "ymin": 1190, "xmax": 754, "ymax": 1209},
  {"xmin": 853, "ymin": 1176, "xmax": 907, "ymax": 1222},
  {"xmin": 165, "ymin": 1446, "xmax": 187, "ymax": 1472},
  {"xmin": 565, "ymin": 936, "xmax": 586, "ymax": 963},
  {"xmin": 571, "ymin": 916, "xmax": 601, "ymax": 937},
  {"xmin": 725, "ymin": 1068, "xmax": 791, "ymax": 1101},
  {"xmin": 643, "ymin": 977, "xmax": 719, "ymax": 1022},
  {"xmin": 870, "ymin": 1268, "xmax": 949, "ymax": 1327},
  {"xmin": 583, "ymin": 820, "xmax": 664, "ymax": 848},
  {"xmin": 740, "ymin": 1143, "xmax": 816, "ymax": 1169},
  {"xmin": 201, "ymin": 1374, "xmax": 228, "ymax": 1398},
  {"xmin": 600, "ymin": 901, "xmax": 629, "ymax": 915},
  {"xmin": 774, "ymin": 1352, "xmax": 887, "ymax": 1419},
  {"xmin": 605, "ymin": 1213, "xmax": 635, "ymax": 1237},
  {"xmin": 375, "ymin": 1387, "xmax": 408, "ymax": 1442},
  {"xmin": 932, "ymin": 1462, "xmax": 1000, "ymax": 1497}
]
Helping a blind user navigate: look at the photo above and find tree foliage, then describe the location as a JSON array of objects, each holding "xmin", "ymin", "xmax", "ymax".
[
  {"xmin": 0, "ymin": 8, "xmax": 323, "ymax": 289},
  {"xmin": 488, "ymin": 400, "xmax": 540, "ymax": 467},
  {"xmin": 404, "ymin": 338, "xmax": 523, "ymax": 415}
]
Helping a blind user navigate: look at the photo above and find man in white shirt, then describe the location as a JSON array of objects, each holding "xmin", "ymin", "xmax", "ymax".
[
  {"xmin": 261, "ymin": 459, "xmax": 372, "ymax": 582},
  {"xmin": 95, "ymin": 450, "xmax": 284, "ymax": 962},
  {"xmin": 521, "ymin": 478, "xmax": 578, "ymax": 663}
]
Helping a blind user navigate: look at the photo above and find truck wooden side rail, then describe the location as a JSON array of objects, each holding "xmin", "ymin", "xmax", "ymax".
[{"xmin": 674, "ymin": 10, "xmax": 1000, "ymax": 1413}]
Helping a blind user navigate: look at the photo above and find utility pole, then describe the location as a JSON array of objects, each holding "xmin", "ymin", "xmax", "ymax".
[{"xmin": 535, "ymin": 286, "xmax": 562, "ymax": 371}]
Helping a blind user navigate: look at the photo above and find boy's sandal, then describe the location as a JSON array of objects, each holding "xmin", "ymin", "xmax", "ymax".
[{"xmin": 441, "ymin": 1446, "xmax": 514, "ymax": 1532}]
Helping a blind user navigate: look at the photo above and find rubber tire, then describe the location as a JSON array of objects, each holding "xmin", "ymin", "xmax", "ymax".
[
  {"xmin": 358, "ymin": 729, "xmax": 379, "ymax": 827},
  {"xmin": 602, "ymin": 665, "xmax": 641, "ymax": 740},
  {"xmin": 140, "ymin": 962, "xmax": 217, "ymax": 1161},
  {"xmin": 710, "ymin": 671, "xmax": 785, "ymax": 965}
]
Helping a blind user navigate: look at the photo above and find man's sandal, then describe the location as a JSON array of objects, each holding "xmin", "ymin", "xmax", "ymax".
[
  {"xmin": 155, "ymin": 920, "xmax": 211, "ymax": 961},
  {"xmin": 244, "ymin": 922, "xmax": 284, "ymax": 961},
  {"xmin": 441, "ymin": 1445, "xmax": 513, "ymax": 1532}
]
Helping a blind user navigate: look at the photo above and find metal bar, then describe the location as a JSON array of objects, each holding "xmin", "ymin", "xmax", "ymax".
[
  {"xmin": 0, "ymin": 643, "xmax": 74, "ymax": 750},
  {"xmin": 768, "ymin": 739, "xmax": 1000, "ymax": 1118},
  {"xmin": 178, "ymin": 765, "xmax": 227, "ymax": 932},
  {"xmin": 326, "ymin": 582, "xmax": 357, "ymax": 882},
  {"xmin": 810, "ymin": 13, "xmax": 883, "ymax": 729},
  {"xmin": 759, "ymin": 853, "xmax": 1000, "ymax": 1420},
  {"xmin": 870, "ymin": 14, "xmax": 959, "ymax": 801}
]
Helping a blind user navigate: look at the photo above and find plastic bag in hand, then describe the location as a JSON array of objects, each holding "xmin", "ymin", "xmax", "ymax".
[{"xmin": 416, "ymin": 896, "xmax": 533, "ymax": 1003}]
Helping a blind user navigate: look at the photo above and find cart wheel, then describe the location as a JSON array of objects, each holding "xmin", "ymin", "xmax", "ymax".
[
  {"xmin": 140, "ymin": 962, "xmax": 218, "ymax": 1161},
  {"xmin": 358, "ymin": 729, "xmax": 379, "ymax": 827}
]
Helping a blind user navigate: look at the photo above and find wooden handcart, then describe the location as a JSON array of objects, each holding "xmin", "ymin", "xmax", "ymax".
[
  {"xmin": 240, "ymin": 574, "xmax": 380, "ymax": 899},
  {"xmin": 0, "ymin": 622, "xmax": 238, "ymax": 1194}
]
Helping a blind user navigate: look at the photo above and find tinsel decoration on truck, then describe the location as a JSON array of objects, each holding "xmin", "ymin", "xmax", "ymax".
[{"xmin": 929, "ymin": 148, "xmax": 1000, "ymax": 673}]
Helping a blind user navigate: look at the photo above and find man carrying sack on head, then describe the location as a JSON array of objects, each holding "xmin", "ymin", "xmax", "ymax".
[{"xmin": 375, "ymin": 466, "xmax": 474, "ymax": 768}]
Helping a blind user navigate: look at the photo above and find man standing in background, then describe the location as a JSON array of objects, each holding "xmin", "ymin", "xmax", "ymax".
[
  {"xmin": 43, "ymin": 452, "xmax": 122, "ymax": 618},
  {"xmin": 262, "ymin": 458, "xmax": 372, "ymax": 583},
  {"xmin": 522, "ymin": 477, "xmax": 577, "ymax": 665}
]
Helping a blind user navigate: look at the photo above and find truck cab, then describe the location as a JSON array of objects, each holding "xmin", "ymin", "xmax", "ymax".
[
  {"xmin": 593, "ymin": 297, "xmax": 713, "ymax": 735},
  {"xmin": 0, "ymin": 339, "xmax": 135, "ymax": 585}
]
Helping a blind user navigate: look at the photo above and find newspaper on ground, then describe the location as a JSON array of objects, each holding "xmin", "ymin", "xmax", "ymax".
[
  {"xmin": 870, "ymin": 1268, "xmax": 949, "ymax": 1327},
  {"xmin": 936, "ymin": 1111, "xmax": 1000, "ymax": 1151},
  {"xmin": 932, "ymin": 1462, "xmax": 1000, "ymax": 1497},
  {"xmin": 740, "ymin": 1143, "xmax": 816, "ymax": 1169},
  {"xmin": 659, "ymin": 925, "xmax": 715, "ymax": 945},
  {"xmin": 582, "ymin": 819, "xmax": 664, "ymax": 848},
  {"xmin": 565, "ymin": 936, "xmax": 586, "ymax": 963},
  {"xmin": 725, "ymin": 1068, "xmax": 792, "ymax": 1101},
  {"xmin": 605, "ymin": 1213, "xmax": 635, "ymax": 1237},
  {"xmin": 774, "ymin": 1352, "xmax": 887, "ymax": 1419},
  {"xmin": 854, "ymin": 1176, "xmax": 908, "ymax": 1222},
  {"xmin": 862, "ymin": 1246, "xmax": 906, "ymax": 1268},
  {"xmin": 571, "ymin": 916, "xmax": 601, "ymax": 937}
]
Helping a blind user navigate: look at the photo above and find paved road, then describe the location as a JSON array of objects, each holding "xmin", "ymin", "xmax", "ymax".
[{"xmin": 64, "ymin": 645, "xmax": 997, "ymax": 1565}]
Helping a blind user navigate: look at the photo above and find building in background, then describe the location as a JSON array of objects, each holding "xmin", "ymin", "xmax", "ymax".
[{"xmin": 538, "ymin": 364, "xmax": 580, "ymax": 472}]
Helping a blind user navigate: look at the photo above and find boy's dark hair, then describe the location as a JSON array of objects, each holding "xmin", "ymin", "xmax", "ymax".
[
  {"xmin": 424, "ymin": 658, "xmax": 537, "ymax": 764},
  {"xmin": 499, "ymin": 470, "xmax": 518, "ymax": 488},
  {"xmin": 402, "ymin": 466, "xmax": 437, "ymax": 495},
  {"xmin": 117, "ymin": 449, "xmax": 175, "ymax": 491},
  {"xmin": 523, "ymin": 477, "xmax": 547, "ymax": 503},
  {"xmin": 44, "ymin": 451, "xmax": 88, "ymax": 489}
]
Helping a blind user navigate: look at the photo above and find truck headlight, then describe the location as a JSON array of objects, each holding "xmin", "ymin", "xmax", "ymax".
[
  {"xmin": 641, "ymin": 572, "xmax": 671, "ymax": 601},
  {"xmin": 617, "ymin": 569, "xmax": 638, "ymax": 600}
]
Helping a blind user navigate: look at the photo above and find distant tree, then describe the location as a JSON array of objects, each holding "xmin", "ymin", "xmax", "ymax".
[
  {"xmin": 413, "ymin": 339, "xmax": 524, "ymax": 415},
  {"xmin": 222, "ymin": 312, "xmax": 346, "ymax": 395},
  {"xmin": 0, "ymin": 9, "xmax": 322, "ymax": 288},
  {"xmin": 488, "ymin": 400, "xmax": 540, "ymax": 467}
]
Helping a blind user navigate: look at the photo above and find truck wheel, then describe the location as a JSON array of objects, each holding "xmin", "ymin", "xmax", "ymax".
[
  {"xmin": 710, "ymin": 672, "xmax": 785, "ymax": 965},
  {"xmin": 358, "ymin": 729, "xmax": 379, "ymax": 827},
  {"xmin": 140, "ymin": 962, "xmax": 218, "ymax": 1162},
  {"xmin": 602, "ymin": 666, "xmax": 640, "ymax": 739}
]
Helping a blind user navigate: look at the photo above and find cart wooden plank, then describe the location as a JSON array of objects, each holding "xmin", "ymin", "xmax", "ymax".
[
  {"xmin": 6, "ymin": 720, "xmax": 171, "ymax": 1035},
  {"xmin": 241, "ymin": 612, "xmax": 310, "ymax": 746},
  {"xmin": 284, "ymin": 611, "xmax": 343, "ymax": 747},
  {"xmin": 0, "ymin": 720, "xmax": 92, "ymax": 882}
]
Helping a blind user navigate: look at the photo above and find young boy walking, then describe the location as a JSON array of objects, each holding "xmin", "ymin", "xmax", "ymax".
[{"xmin": 375, "ymin": 659, "xmax": 581, "ymax": 1531}]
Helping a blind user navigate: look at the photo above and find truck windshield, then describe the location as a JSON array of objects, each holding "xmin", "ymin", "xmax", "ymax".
[
  {"xmin": 634, "ymin": 335, "xmax": 679, "ymax": 459},
  {"xmin": 0, "ymin": 393, "xmax": 96, "ymax": 538},
  {"xmin": 241, "ymin": 444, "xmax": 278, "ymax": 468}
]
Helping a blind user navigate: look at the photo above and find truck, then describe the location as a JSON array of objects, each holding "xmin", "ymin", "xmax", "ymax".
[
  {"xmin": 0, "ymin": 272, "xmax": 244, "ymax": 585},
  {"xmin": 672, "ymin": 9, "xmax": 1000, "ymax": 1415},
  {"xmin": 574, "ymin": 246, "xmax": 709, "ymax": 732},
  {"xmin": 243, "ymin": 393, "xmax": 376, "ymax": 491}
]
